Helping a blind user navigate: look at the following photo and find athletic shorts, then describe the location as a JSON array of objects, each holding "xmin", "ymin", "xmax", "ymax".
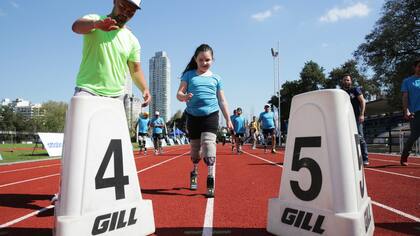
[
  {"xmin": 153, "ymin": 133, "xmax": 164, "ymax": 140},
  {"xmin": 138, "ymin": 132, "xmax": 148, "ymax": 137},
  {"xmin": 186, "ymin": 111, "xmax": 219, "ymax": 139},
  {"xmin": 235, "ymin": 133, "xmax": 245, "ymax": 138},
  {"xmin": 263, "ymin": 128, "xmax": 275, "ymax": 137}
]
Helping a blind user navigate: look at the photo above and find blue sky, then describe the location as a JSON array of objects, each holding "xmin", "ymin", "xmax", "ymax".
[{"xmin": 0, "ymin": 0, "xmax": 384, "ymax": 119}]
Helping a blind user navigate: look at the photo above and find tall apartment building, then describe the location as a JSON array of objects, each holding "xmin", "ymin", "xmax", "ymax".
[{"xmin": 149, "ymin": 51, "xmax": 171, "ymax": 122}]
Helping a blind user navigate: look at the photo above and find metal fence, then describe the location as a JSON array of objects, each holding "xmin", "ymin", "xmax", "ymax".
[{"xmin": 365, "ymin": 127, "xmax": 420, "ymax": 155}]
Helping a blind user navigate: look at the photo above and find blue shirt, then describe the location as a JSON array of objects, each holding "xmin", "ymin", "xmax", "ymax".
[
  {"xmin": 181, "ymin": 70, "xmax": 223, "ymax": 116},
  {"xmin": 343, "ymin": 87, "xmax": 363, "ymax": 118},
  {"xmin": 137, "ymin": 117, "xmax": 149, "ymax": 133},
  {"xmin": 151, "ymin": 117, "xmax": 165, "ymax": 134},
  {"xmin": 232, "ymin": 115, "xmax": 246, "ymax": 134},
  {"xmin": 401, "ymin": 76, "xmax": 420, "ymax": 113},
  {"xmin": 259, "ymin": 111, "xmax": 275, "ymax": 129}
]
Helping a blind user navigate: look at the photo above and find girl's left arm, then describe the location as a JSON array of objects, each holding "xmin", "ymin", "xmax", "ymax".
[{"xmin": 217, "ymin": 90, "xmax": 233, "ymax": 130}]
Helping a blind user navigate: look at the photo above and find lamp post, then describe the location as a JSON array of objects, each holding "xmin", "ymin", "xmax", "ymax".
[{"xmin": 271, "ymin": 43, "xmax": 281, "ymax": 146}]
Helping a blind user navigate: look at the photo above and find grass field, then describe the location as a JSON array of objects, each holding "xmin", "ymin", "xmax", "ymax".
[{"xmin": 0, "ymin": 143, "xmax": 143, "ymax": 164}]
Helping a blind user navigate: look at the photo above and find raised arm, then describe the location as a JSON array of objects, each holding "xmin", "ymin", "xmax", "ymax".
[{"xmin": 72, "ymin": 17, "xmax": 119, "ymax": 34}]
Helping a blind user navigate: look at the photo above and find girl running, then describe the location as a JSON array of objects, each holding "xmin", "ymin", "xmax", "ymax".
[{"xmin": 176, "ymin": 44, "xmax": 233, "ymax": 197}]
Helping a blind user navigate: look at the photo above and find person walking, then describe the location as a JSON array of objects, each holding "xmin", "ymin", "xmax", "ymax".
[
  {"xmin": 341, "ymin": 75, "xmax": 369, "ymax": 166},
  {"xmin": 400, "ymin": 59, "xmax": 420, "ymax": 166},
  {"xmin": 176, "ymin": 44, "xmax": 233, "ymax": 197}
]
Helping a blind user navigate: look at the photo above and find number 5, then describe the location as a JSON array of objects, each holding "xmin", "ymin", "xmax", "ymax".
[{"xmin": 290, "ymin": 137, "xmax": 322, "ymax": 201}]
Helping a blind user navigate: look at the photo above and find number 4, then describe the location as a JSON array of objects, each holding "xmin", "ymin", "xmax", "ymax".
[{"xmin": 95, "ymin": 139, "xmax": 129, "ymax": 200}]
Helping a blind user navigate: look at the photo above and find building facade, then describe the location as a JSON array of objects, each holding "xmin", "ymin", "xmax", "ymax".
[
  {"xmin": 1, "ymin": 98, "xmax": 43, "ymax": 119},
  {"xmin": 149, "ymin": 51, "xmax": 171, "ymax": 122}
]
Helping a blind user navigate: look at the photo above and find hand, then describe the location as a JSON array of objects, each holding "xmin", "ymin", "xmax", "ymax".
[
  {"xmin": 404, "ymin": 111, "xmax": 414, "ymax": 120},
  {"xmin": 358, "ymin": 115, "xmax": 365, "ymax": 123},
  {"xmin": 142, "ymin": 89, "xmax": 151, "ymax": 106},
  {"xmin": 226, "ymin": 120, "xmax": 234, "ymax": 131},
  {"xmin": 94, "ymin": 17, "xmax": 120, "ymax": 31},
  {"xmin": 181, "ymin": 93, "xmax": 193, "ymax": 102}
]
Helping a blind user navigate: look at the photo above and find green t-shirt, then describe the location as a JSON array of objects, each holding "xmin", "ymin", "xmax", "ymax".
[{"xmin": 76, "ymin": 14, "xmax": 141, "ymax": 96}]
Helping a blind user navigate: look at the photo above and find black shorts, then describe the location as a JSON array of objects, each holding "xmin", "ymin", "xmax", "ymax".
[
  {"xmin": 235, "ymin": 133, "xmax": 245, "ymax": 138},
  {"xmin": 138, "ymin": 132, "xmax": 148, "ymax": 137},
  {"xmin": 153, "ymin": 133, "xmax": 164, "ymax": 140},
  {"xmin": 186, "ymin": 111, "xmax": 219, "ymax": 139},
  {"xmin": 263, "ymin": 128, "xmax": 275, "ymax": 137}
]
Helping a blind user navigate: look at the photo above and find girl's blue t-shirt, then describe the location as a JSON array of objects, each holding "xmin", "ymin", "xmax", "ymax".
[
  {"xmin": 181, "ymin": 70, "xmax": 223, "ymax": 117},
  {"xmin": 259, "ymin": 111, "xmax": 275, "ymax": 129},
  {"xmin": 137, "ymin": 117, "xmax": 149, "ymax": 133}
]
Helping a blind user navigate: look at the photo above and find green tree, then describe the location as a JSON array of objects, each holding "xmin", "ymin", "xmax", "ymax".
[
  {"xmin": 300, "ymin": 60, "xmax": 326, "ymax": 91},
  {"xmin": 354, "ymin": 0, "xmax": 420, "ymax": 107},
  {"xmin": 167, "ymin": 110, "xmax": 187, "ymax": 133},
  {"xmin": 39, "ymin": 101, "xmax": 68, "ymax": 132}
]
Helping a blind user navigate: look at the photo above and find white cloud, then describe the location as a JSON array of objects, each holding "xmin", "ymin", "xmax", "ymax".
[
  {"xmin": 319, "ymin": 2, "xmax": 370, "ymax": 23},
  {"xmin": 10, "ymin": 1, "xmax": 19, "ymax": 8},
  {"xmin": 251, "ymin": 5, "xmax": 282, "ymax": 22}
]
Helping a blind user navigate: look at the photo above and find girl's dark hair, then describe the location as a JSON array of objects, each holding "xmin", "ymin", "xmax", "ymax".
[{"xmin": 182, "ymin": 44, "xmax": 214, "ymax": 76}]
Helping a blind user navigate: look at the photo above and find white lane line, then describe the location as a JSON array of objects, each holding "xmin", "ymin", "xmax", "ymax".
[
  {"xmin": 0, "ymin": 164, "xmax": 61, "ymax": 174},
  {"xmin": 0, "ymin": 151, "xmax": 189, "ymax": 228},
  {"xmin": 372, "ymin": 201, "xmax": 420, "ymax": 222},
  {"xmin": 0, "ymin": 205, "xmax": 55, "ymax": 228},
  {"xmin": 202, "ymin": 159, "xmax": 216, "ymax": 236},
  {"xmin": 0, "ymin": 173, "xmax": 60, "ymax": 188},
  {"xmin": 0, "ymin": 147, "xmax": 187, "ymax": 188},
  {"xmin": 242, "ymin": 150, "xmax": 420, "ymax": 222},
  {"xmin": 365, "ymin": 168, "xmax": 420, "ymax": 180},
  {"xmin": 137, "ymin": 151, "xmax": 189, "ymax": 173}
]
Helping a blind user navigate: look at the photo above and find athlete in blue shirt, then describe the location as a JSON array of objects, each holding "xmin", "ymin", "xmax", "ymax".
[
  {"xmin": 400, "ymin": 59, "xmax": 420, "ymax": 166},
  {"xmin": 259, "ymin": 104, "xmax": 277, "ymax": 154},
  {"xmin": 229, "ymin": 109, "xmax": 238, "ymax": 152},
  {"xmin": 136, "ymin": 112, "xmax": 150, "ymax": 155},
  {"xmin": 150, "ymin": 111, "xmax": 165, "ymax": 155},
  {"xmin": 177, "ymin": 44, "xmax": 233, "ymax": 197},
  {"xmin": 232, "ymin": 107, "xmax": 246, "ymax": 154}
]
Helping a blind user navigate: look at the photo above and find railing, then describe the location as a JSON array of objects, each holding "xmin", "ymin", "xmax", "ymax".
[{"xmin": 365, "ymin": 128, "xmax": 419, "ymax": 155}]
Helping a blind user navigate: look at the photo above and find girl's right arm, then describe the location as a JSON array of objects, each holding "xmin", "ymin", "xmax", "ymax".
[{"xmin": 177, "ymin": 81, "xmax": 193, "ymax": 102}]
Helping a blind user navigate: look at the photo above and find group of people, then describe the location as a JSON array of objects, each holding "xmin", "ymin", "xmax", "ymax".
[
  {"xmin": 70, "ymin": 0, "xmax": 418, "ymax": 199},
  {"xmin": 224, "ymin": 105, "xmax": 278, "ymax": 154},
  {"xmin": 135, "ymin": 111, "xmax": 166, "ymax": 155},
  {"xmin": 341, "ymin": 59, "xmax": 420, "ymax": 167}
]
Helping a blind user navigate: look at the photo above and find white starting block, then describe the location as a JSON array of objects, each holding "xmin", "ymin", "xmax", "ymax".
[
  {"xmin": 54, "ymin": 96, "xmax": 155, "ymax": 236},
  {"xmin": 267, "ymin": 89, "xmax": 374, "ymax": 236}
]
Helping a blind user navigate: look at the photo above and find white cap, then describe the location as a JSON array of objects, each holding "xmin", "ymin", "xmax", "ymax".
[
  {"xmin": 264, "ymin": 104, "xmax": 271, "ymax": 108},
  {"xmin": 127, "ymin": 0, "xmax": 141, "ymax": 9},
  {"xmin": 155, "ymin": 111, "xmax": 160, "ymax": 115}
]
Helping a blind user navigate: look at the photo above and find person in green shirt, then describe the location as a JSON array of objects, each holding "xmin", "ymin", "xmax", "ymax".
[{"xmin": 72, "ymin": 0, "xmax": 150, "ymax": 105}]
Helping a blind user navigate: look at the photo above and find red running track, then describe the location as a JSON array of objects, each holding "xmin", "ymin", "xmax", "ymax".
[{"xmin": 0, "ymin": 144, "xmax": 419, "ymax": 235}]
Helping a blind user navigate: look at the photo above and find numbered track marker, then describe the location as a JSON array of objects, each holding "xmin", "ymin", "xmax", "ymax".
[
  {"xmin": 267, "ymin": 89, "xmax": 374, "ymax": 236},
  {"xmin": 54, "ymin": 96, "xmax": 155, "ymax": 236}
]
